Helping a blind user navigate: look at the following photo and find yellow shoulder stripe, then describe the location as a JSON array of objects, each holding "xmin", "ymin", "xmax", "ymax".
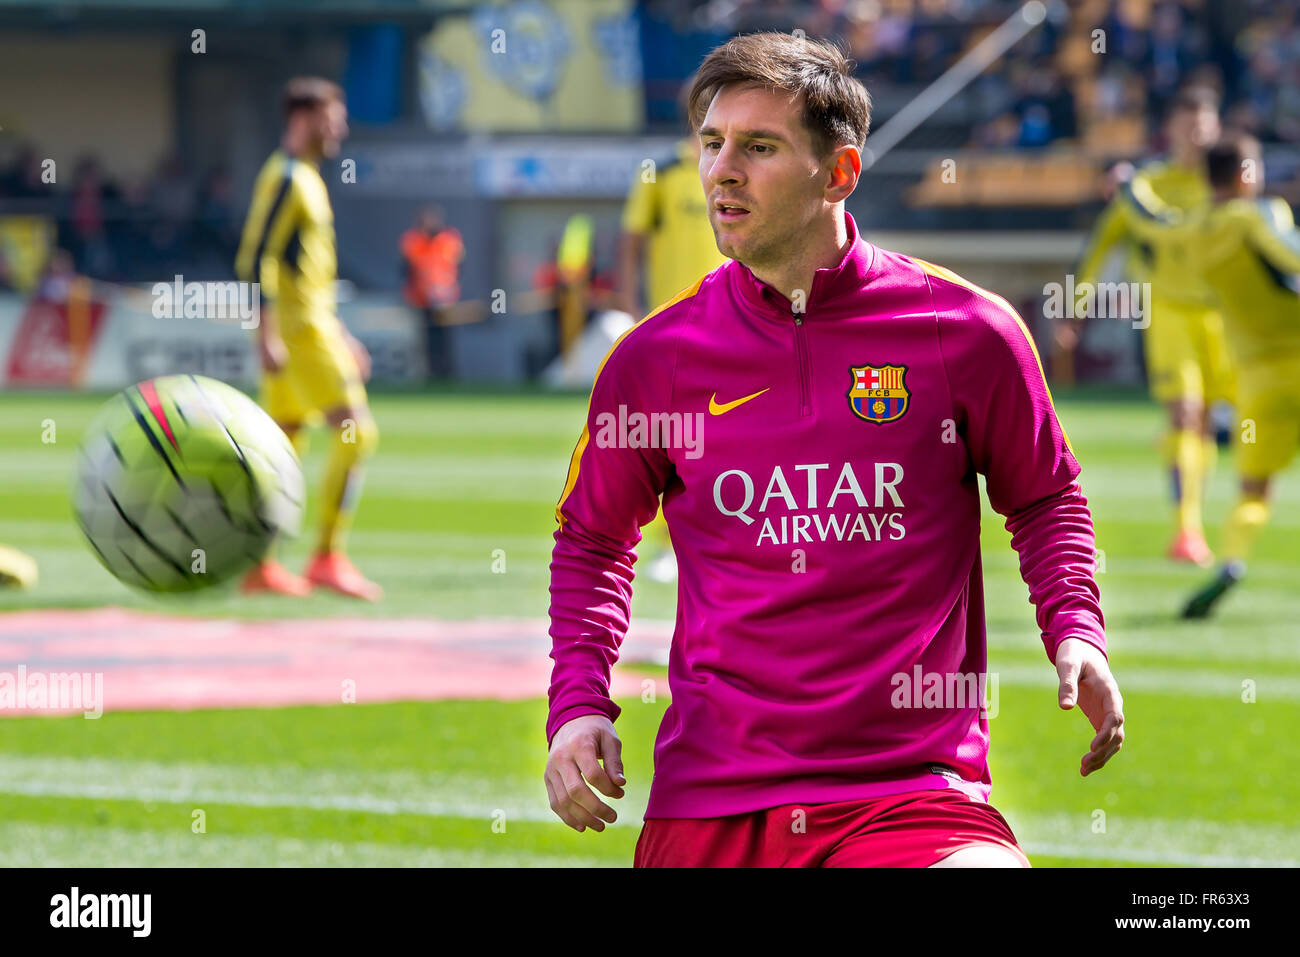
[
  {"xmin": 554, "ymin": 273, "xmax": 709, "ymax": 526},
  {"xmin": 912, "ymin": 256, "xmax": 1074, "ymax": 455}
]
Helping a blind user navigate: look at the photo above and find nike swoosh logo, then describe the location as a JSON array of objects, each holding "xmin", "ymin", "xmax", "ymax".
[{"xmin": 709, "ymin": 388, "xmax": 770, "ymax": 415}]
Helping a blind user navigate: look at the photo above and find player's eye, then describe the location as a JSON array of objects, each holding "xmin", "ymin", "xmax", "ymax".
[
  {"xmin": 703, "ymin": 140, "xmax": 722, "ymax": 151},
  {"xmin": 751, "ymin": 144, "xmax": 772, "ymax": 154}
]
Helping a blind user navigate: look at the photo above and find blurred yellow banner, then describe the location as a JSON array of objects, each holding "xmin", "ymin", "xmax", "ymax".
[{"xmin": 417, "ymin": 0, "xmax": 642, "ymax": 132}]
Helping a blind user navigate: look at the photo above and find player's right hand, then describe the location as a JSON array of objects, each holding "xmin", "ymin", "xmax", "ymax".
[
  {"xmin": 260, "ymin": 334, "xmax": 288, "ymax": 373},
  {"xmin": 1055, "ymin": 637, "xmax": 1125, "ymax": 777},
  {"xmin": 545, "ymin": 714, "xmax": 625, "ymax": 832}
]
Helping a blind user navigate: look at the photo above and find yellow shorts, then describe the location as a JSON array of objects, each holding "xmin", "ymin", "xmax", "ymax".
[
  {"xmin": 261, "ymin": 320, "xmax": 368, "ymax": 426},
  {"xmin": 1144, "ymin": 298, "xmax": 1235, "ymax": 405},
  {"xmin": 1235, "ymin": 359, "xmax": 1300, "ymax": 479}
]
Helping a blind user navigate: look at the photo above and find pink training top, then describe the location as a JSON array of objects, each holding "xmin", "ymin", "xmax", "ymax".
[{"xmin": 547, "ymin": 212, "xmax": 1106, "ymax": 819}]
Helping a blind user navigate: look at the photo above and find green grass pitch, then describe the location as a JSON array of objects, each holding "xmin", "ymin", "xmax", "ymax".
[{"xmin": 0, "ymin": 388, "xmax": 1297, "ymax": 866}]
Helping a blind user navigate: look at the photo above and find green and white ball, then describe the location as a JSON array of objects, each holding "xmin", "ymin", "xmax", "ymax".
[{"xmin": 74, "ymin": 375, "xmax": 304, "ymax": 592}]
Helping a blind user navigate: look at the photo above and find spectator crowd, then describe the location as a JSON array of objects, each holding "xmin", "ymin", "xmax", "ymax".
[
  {"xmin": 647, "ymin": 0, "xmax": 1300, "ymax": 151},
  {"xmin": 0, "ymin": 146, "xmax": 239, "ymax": 285}
]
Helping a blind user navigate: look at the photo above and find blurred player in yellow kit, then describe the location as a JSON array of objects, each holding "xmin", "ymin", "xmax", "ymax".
[
  {"xmin": 235, "ymin": 77, "xmax": 382, "ymax": 601},
  {"xmin": 616, "ymin": 136, "xmax": 727, "ymax": 319},
  {"xmin": 615, "ymin": 123, "xmax": 728, "ymax": 584},
  {"xmin": 1075, "ymin": 88, "xmax": 1234, "ymax": 567},
  {"xmin": 1122, "ymin": 132, "xmax": 1300, "ymax": 617}
]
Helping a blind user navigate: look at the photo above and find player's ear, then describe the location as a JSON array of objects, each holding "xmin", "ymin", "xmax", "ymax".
[{"xmin": 826, "ymin": 145, "xmax": 860, "ymax": 201}]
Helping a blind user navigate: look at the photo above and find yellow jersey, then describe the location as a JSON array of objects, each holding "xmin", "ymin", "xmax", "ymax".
[
  {"xmin": 1078, "ymin": 160, "xmax": 1216, "ymax": 306},
  {"xmin": 621, "ymin": 139, "xmax": 727, "ymax": 312},
  {"xmin": 1122, "ymin": 189, "xmax": 1300, "ymax": 366},
  {"xmin": 235, "ymin": 150, "xmax": 338, "ymax": 336}
]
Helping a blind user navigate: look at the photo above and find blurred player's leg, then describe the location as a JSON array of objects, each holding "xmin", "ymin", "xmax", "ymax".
[
  {"xmin": 1220, "ymin": 485, "xmax": 1270, "ymax": 569},
  {"xmin": 1149, "ymin": 298, "xmax": 1214, "ymax": 566},
  {"xmin": 292, "ymin": 329, "xmax": 382, "ymax": 600},
  {"xmin": 1186, "ymin": 373, "xmax": 1296, "ymax": 618},
  {"xmin": 1165, "ymin": 400, "xmax": 1213, "ymax": 566},
  {"xmin": 1184, "ymin": 478, "xmax": 1267, "ymax": 618},
  {"xmin": 1197, "ymin": 307, "xmax": 1235, "ymax": 496},
  {"xmin": 304, "ymin": 403, "xmax": 382, "ymax": 601},
  {"xmin": 243, "ymin": 372, "xmax": 313, "ymax": 596},
  {"xmin": 1202, "ymin": 428, "xmax": 1219, "ymax": 486}
]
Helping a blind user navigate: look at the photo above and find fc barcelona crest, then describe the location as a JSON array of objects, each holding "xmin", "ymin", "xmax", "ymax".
[{"xmin": 848, "ymin": 364, "xmax": 910, "ymax": 424}]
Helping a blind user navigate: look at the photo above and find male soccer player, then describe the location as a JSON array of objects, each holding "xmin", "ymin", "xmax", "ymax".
[
  {"xmin": 235, "ymin": 77, "xmax": 382, "ymax": 601},
  {"xmin": 545, "ymin": 34, "xmax": 1124, "ymax": 867},
  {"xmin": 1121, "ymin": 133, "xmax": 1300, "ymax": 617},
  {"xmin": 1074, "ymin": 87, "xmax": 1233, "ymax": 567}
]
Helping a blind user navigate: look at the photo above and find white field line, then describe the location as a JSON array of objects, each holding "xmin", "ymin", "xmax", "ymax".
[
  {"xmin": 979, "ymin": 552, "xmax": 1300, "ymax": 574},
  {"xmin": 988, "ymin": 629, "xmax": 1300, "ymax": 665},
  {"xmin": 0, "ymin": 754, "xmax": 642, "ymax": 827},
  {"xmin": 0, "ymin": 755, "xmax": 1296, "ymax": 865},
  {"xmin": 1008, "ymin": 812, "xmax": 1300, "ymax": 867},
  {"xmin": 990, "ymin": 662, "xmax": 1300, "ymax": 699},
  {"xmin": 0, "ymin": 822, "xmax": 604, "ymax": 868},
  {"xmin": 1019, "ymin": 842, "xmax": 1294, "ymax": 867}
]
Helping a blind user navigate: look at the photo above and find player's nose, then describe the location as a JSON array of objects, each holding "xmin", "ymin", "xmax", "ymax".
[{"xmin": 705, "ymin": 145, "xmax": 744, "ymax": 187}]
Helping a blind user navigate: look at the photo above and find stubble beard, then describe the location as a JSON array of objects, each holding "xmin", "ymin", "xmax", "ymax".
[{"xmin": 724, "ymin": 215, "xmax": 797, "ymax": 279}]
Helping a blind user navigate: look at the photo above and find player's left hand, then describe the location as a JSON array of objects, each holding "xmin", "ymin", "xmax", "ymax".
[
  {"xmin": 345, "ymin": 333, "xmax": 372, "ymax": 382},
  {"xmin": 1055, "ymin": 637, "xmax": 1124, "ymax": 777}
]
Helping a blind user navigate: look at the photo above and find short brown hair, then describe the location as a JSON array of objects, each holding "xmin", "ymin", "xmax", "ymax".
[
  {"xmin": 687, "ymin": 32, "xmax": 872, "ymax": 160},
  {"xmin": 282, "ymin": 76, "xmax": 344, "ymax": 120},
  {"xmin": 1206, "ymin": 132, "xmax": 1259, "ymax": 188}
]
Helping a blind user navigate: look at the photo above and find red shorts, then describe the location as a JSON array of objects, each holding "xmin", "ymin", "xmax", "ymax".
[{"xmin": 634, "ymin": 789, "xmax": 1029, "ymax": 868}]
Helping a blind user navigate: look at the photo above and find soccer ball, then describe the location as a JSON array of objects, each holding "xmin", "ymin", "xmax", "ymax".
[{"xmin": 73, "ymin": 375, "xmax": 304, "ymax": 592}]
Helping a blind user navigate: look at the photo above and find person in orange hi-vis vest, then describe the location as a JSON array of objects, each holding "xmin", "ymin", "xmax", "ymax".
[{"xmin": 401, "ymin": 206, "xmax": 464, "ymax": 379}]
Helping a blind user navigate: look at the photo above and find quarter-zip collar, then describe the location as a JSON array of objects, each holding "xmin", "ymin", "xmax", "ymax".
[{"xmin": 730, "ymin": 211, "xmax": 878, "ymax": 317}]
